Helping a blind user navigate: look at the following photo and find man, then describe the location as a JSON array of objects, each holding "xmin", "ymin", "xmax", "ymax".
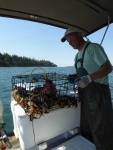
[{"xmin": 61, "ymin": 27, "xmax": 113, "ymax": 150}]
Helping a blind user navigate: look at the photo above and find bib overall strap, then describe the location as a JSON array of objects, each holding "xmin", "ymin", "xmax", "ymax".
[{"xmin": 75, "ymin": 43, "xmax": 90, "ymax": 68}]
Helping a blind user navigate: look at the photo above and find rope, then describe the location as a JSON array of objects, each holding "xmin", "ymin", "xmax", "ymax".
[
  {"xmin": 31, "ymin": 121, "xmax": 38, "ymax": 150},
  {"xmin": 29, "ymin": 67, "xmax": 47, "ymax": 150}
]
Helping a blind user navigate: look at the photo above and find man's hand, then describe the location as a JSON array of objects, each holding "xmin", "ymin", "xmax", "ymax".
[
  {"xmin": 67, "ymin": 74, "xmax": 76, "ymax": 83},
  {"xmin": 74, "ymin": 75, "xmax": 91, "ymax": 88}
]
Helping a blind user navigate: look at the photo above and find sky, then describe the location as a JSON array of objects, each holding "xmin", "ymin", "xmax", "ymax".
[{"xmin": 0, "ymin": 17, "xmax": 113, "ymax": 67}]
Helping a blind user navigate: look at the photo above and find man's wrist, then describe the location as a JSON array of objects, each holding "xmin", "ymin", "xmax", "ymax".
[{"xmin": 87, "ymin": 75, "xmax": 92, "ymax": 82}]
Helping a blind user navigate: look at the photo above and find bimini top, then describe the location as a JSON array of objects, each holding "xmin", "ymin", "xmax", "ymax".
[{"xmin": 0, "ymin": 0, "xmax": 113, "ymax": 36}]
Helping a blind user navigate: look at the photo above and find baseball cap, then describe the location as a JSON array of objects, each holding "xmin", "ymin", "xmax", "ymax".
[{"xmin": 61, "ymin": 27, "xmax": 82, "ymax": 42}]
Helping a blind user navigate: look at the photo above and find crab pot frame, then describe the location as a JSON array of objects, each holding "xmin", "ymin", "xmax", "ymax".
[
  {"xmin": 11, "ymin": 72, "xmax": 75, "ymax": 98},
  {"xmin": 11, "ymin": 73, "xmax": 79, "ymax": 119}
]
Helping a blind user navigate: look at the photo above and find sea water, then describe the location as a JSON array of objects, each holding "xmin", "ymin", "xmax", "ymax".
[{"xmin": 0, "ymin": 67, "xmax": 113, "ymax": 133}]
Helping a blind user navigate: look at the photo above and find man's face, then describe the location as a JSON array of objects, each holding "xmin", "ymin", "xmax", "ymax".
[{"xmin": 66, "ymin": 32, "xmax": 81, "ymax": 49}]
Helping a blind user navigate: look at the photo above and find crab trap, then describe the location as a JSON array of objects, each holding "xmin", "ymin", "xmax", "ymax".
[{"xmin": 11, "ymin": 73, "xmax": 78, "ymax": 119}]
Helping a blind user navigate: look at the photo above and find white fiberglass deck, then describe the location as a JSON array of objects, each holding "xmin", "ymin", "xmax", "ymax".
[{"xmin": 52, "ymin": 135, "xmax": 96, "ymax": 150}]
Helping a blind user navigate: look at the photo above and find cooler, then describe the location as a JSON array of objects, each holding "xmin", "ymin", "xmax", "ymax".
[{"xmin": 11, "ymin": 98, "xmax": 81, "ymax": 150}]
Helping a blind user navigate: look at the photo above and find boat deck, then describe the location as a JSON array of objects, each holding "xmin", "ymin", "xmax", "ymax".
[
  {"xmin": 2, "ymin": 135, "xmax": 96, "ymax": 150},
  {"xmin": 2, "ymin": 136, "xmax": 21, "ymax": 150},
  {"xmin": 52, "ymin": 135, "xmax": 96, "ymax": 150}
]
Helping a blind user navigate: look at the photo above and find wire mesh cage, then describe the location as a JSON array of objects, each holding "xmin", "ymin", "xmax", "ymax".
[
  {"xmin": 12, "ymin": 72, "xmax": 75, "ymax": 96},
  {"xmin": 11, "ymin": 72, "xmax": 78, "ymax": 119}
]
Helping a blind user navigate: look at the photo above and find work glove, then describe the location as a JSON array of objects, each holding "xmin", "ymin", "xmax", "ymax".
[
  {"xmin": 74, "ymin": 75, "xmax": 91, "ymax": 88},
  {"xmin": 67, "ymin": 74, "xmax": 77, "ymax": 84}
]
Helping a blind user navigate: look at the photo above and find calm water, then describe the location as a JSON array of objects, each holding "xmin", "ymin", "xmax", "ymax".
[{"xmin": 0, "ymin": 67, "xmax": 113, "ymax": 133}]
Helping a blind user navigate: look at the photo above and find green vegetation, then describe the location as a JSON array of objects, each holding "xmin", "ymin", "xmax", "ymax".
[{"xmin": 0, "ymin": 53, "xmax": 57, "ymax": 67}]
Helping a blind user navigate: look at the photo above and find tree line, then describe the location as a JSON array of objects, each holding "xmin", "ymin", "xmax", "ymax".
[{"xmin": 0, "ymin": 53, "xmax": 57, "ymax": 67}]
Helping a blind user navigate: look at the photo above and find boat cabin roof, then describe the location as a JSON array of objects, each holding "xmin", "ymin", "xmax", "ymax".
[{"xmin": 0, "ymin": 0, "xmax": 113, "ymax": 36}]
